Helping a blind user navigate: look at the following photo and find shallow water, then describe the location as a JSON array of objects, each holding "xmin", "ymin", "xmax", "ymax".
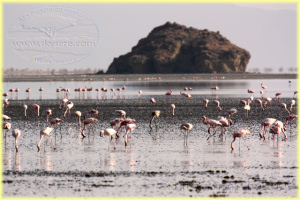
[
  {"xmin": 2, "ymin": 96, "xmax": 297, "ymax": 197},
  {"xmin": 3, "ymin": 78, "xmax": 297, "ymax": 100}
]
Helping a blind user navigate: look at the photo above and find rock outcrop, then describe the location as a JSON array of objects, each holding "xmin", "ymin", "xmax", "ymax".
[{"xmin": 105, "ymin": 22, "xmax": 251, "ymax": 74}]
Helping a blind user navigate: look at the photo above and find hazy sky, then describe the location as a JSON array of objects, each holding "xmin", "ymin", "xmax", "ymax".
[{"xmin": 4, "ymin": 3, "xmax": 297, "ymax": 73}]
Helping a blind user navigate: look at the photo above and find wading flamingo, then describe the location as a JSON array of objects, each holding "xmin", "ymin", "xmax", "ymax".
[
  {"xmin": 124, "ymin": 124, "xmax": 136, "ymax": 146},
  {"xmin": 180, "ymin": 123, "xmax": 193, "ymax": 146},
  {"xmin": 149, "ymin": 110, "xmax": 160, "ymax": 130},
  {"xmin": 81, "ymin": 118, "xmax": 98, "ymax": 138},
  {"xmin": 37, "ymin": 127, "xmax": 55, "ymax": 152},
  {"xmin": 170, "ymin": 104, "xmax": 175, "ymax": 116},
  {"xmin": 31, "ymin": 104, "xmax": 40, "ymax": 117},
  {"xmin": 12, "ymin": 129, "xmax": 21, "ymax": 152},
  {"xmin": 75, "ymin": 111, "xmax": 82, "ymax": 125},
  {"xmin": 231, "ymin": 129, "xmax": 250, "ymax": 150},
  {"xmin": 259, "ymin": 118, "xmax": 277, "ymax": 139}
]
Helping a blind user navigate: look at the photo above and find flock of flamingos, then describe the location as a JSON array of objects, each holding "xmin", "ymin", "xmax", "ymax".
[{"xmin": 2, "ymin": 82, "xmax": 298, "ymax": 153}]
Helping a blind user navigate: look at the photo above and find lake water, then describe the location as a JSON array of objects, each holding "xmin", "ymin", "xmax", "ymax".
[{"xmin": 3, "ymin": 79, "xmax": 297, "ymax": 100}]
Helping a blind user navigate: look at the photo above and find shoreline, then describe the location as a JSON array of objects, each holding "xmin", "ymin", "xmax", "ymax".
[{"xmin": 3, "ymin": 73, "xmax": 297, "ymax": 82}]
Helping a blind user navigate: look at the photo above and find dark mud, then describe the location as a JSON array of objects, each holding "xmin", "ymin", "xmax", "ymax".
[{"xmin": 2, "ymin": 96, "xmax": 298, "ymax": 197}]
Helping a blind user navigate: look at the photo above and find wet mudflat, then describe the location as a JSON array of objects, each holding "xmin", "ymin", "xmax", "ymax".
[{"xmin": 2, "ymin": 96, "xmax": 297, "ymax": 197}]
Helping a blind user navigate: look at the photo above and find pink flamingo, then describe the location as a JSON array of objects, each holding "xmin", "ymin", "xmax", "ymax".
[
  {"xmin": 211, "ymin": 86, "xmax": 219, "ymax": 94},
  {"xmin": 116, "ymin": 110, "xmax": 126, "ymax": 119},
  {"xmin": 227, "ymin": 108, "xmax": 237, "ymax": 119},
  {"xmin": 3, "ymin": 93, "xmax": 9, "ymax": 97},
  {"xmin": 212, "ymin": 100, "xmax": 222, "ymax": 111},
  {"xmin": 202, "ymin": 116, "xmax": 222, "ymax": 135},
  {"xmin": 75, "ymin": 111, "xmax": 82, "ymax": 125},
  {"xmin": 261, "ymin": 83, "xmax": 267, "ymax": 90},
  {"xmin": 39, "ymin": 87, "xmax": 43, "ymax": 99},
  {"xmin": 116, "ymin": 118, "xmax": 136, "ymax": 137},
  {"xmin": 46, "ymin": 109, "xmax": 52, "ymax": 125},
  {"xmin": 260, "ymin": 90, "xmax": 264, "ymax": 99},
  {"xmin": 25, "ymin": 88, "xmax": 31, "ymax": 99},
  {"xmin": 84, "ymin": 109, "xmax": 99, "ymax": 118},
  {"xmin": 150, "ymin": 98, "xmax": 156, "ymax": 104},
  {"xmin": 100, "ymin": 128, "xmax": 117, "ymax": 140},
  {"xmin": 3, "ymin": 115, "xmax": 11, "ymax": 121},
  {"xmin": 3, "ymin": 122, "xmax": 11, "ymax": 140},
  {"xmin": 254, "ymin": 99, "xmax": 264, "ymax": 111},
  {"xmin": 275, "ymin": 92, "xmax": 282, "ymax": 101},
  {"xmin": 259, "ymin": 118, "xmax": 277, "ymax": 139},
  {"xmin": 170, "ymin": 104, "xmax": 175, "ymax": 116},
  {"xmin": 149, "ymin": 110, "xmax": 160, "ymax": 130},
  {"xmin": 270, "ymin": 120, "xmax": 287, "ymax": 140},
  {"xmin": 284, "ymin": 114, "xmax": 297, "ymax": 129},
  {"xmin": 50, "ymin": 118, "xmax": 64, "ymax": 137},
  {"xmin": 293, "ymin": 91, "xmax": 297, "ymax": 99},
  {"xmin": 231, "ymin": 129, "xmax": 250, "ymax": 150},
  {"xmin": 59, "ymin": 99, "xmax": 68, "ymax": 109},
  {"xmin": 110, "ymin": 118, "xmax": 124, "ymax": 130},
  {"xmin": 64, "ymin": 101, "xmax": 74, "ymax": 118},
  {"xmin": 138, "ymin": 90, "xmax": 142, "ymax": 99},
  {"xmin": 203, "ymin": 98, "xmax": 209, "ymax": 109},
  {"xmin": 4, "ymin": 99, "xmax": 9, "ymax": 108},
  {"xmin": 289, "ymin": 100, "xmax": 295, "ymax": 112},
  {"xmin": 23, "ymin": 105, "xmax": 28, "ymax": 117},
  {"xmin": 247, "ymin": 89, "xmax": 255, "ymax": 94},
  {"xmin": 244, "ymin": 99, "xmax": 251, "ymax": 119},
  {"xmin": 124, "ymin": 124, "xmax": 136, "ymax": 146},
  {"xmin": 12, "ymin": 129, "xmax": 21, "ymax": 152},
  {"xmin": 278, "ymin": 103, "xmax": 290, "ymax": 115},
  {"xmin": 264, "ymin": 97, "xmax": 272, "ymax": 108},
  {"xmin": 81, "ymin": 118, "xmax": 98, "ymax": 137},
  {"xmin": 216, "ymin": 116, "xmax": 232, "ymax": 136},
  {"xmin": 180, "ymin": 123, "xmax": 193, "ymax": 145},
  {"xmin": 165, "ymin": 90, "xmax": 172, "ymax": 101},
  {"xmin": 37, "ymin": 127, "xmax": 55, "ymax": 152},
  {"xmin": 31, "ymin": 104, "xmax": 40, "ymax": 117}
]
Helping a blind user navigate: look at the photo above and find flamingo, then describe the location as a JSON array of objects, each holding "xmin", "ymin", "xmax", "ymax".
[
  {"xmin": 31, "ymin": 104, "xmax": 40, "ymax": 117},
  {"xmin": 244, "ymin": 99, "xmax": 251, "ymax": 119},
  {"xmin": 100, "ymin": 128, "xmax": 117, "ymax": 140},
  {"xmin": 25, "ymin": 88, "xmax": 31, "ymax": 99},
  {"xmin": 37, "ymin": 127, "xmax": 55, "ymax": 151},
  {"xmin": 81, "ymin": 118, "xmax": 98, "ymax": 138},
  {"xmin": 203, "ymin": 98, "xmax": 209, "ymax": 109},
  {"xmin": 216, "ymin": 116, "xmax": 232, "ymax": 135},
  {"xmin": 50, "ymin": 118, "xmax": 64, "ymax": 137},
  {"xmin": 75, "ymin": 111, "xmax": 82, "ymax": 125},
  {"xmin": 261, "ymin": 83, "xmax": 267, "ymax": 90},
  {"xmin": 23, "ymin": 105, "xmax": 28, "ymax": 117},
  {"xmin": 39, "ymin": 87, "xmax": 44, "ymax": 99},
  {"xmin": 231, "ymin": 129, "xmax": 250, "ymax": 150},
  {"xmin": 289, "ymin": 100, "xmax": 295, "ymax": 112},
  {"xmin": 260, "ymin": 90, "xmax": 264, "ymax": 99},
  {"xmin": 227, "ymin": 108, "xmax": 237, "ymax": 119},
  {"xmin": 116, "ymin": 110, "xmax": 126, "ymax": 119},
  {"xmin": 271, "ymin": 120, "xmax": 287, "ymax": 140},
  {"xmin": 116, "ymin": 118, "xmax": 136, "ymax": 137},
  {"xmin": 180, "ymin": 123, "xmax": 193, "ymax": 145},
  {"xmin": 46, "ymin": 109, "xmax": 52, "ymax": 125},
  {"xmin": 293, "ymin": 91, "xmax": 297, "ymax": 99},
  {"xmin": 170, "ymin": 104, "xmax": 175, "ymax": 116},
  {"xmin": 12, "ymin": 129, "xmax": 21, "ymax": 152},
  {"xmin": 259, "ymin": 118, "xmax": 277, "ymax": 139},
  {"xmin": 202, "ymin": 116, "xmax": 222, "ymax": 135},
  {"xmin": 138, "ymin": 90, "xmax": 142, "ymax": 99},
  {"xmin": 284, "ymin": 114, "xmax": 298, "ymax": 129},
  {"xmin": 212, "ymin": 100, "xmax": 222, "ymax": 111},
  {"xmin": 149, "ymin": 110, "xmax": 160, "ymax": 130},
  {"xmin": 3, "ymin": 115, "xmax": 11, "ymax": 121},
  {"xmin": 275, "ymin": 92, "xmax": 282, "ymax": 102},
  {"xmin": 254, "ymin": 99, "xmax": 264, "ymax": 111},
  {"xmin": 124, "ymin": 124, "xmax": 136, "ymax": 146},
  {"xmin": 150, "ymin": 98, "xmax": 156, "ymax": 104},
  {"xmin": 247, "ymin": 89, "xmax": 255, "ymax": 94},
  {"xmin": 278, "ymin": 103, "xmax": 290, "ymax": 115},
  {"xmin": 110, "ymin": 118, "xmax": 124, "ymax": 130},
  {"xmin": 3, "ymin": 122, "xmax": 12, "ymax": 139},
  {"xmin": 64, "ymin": 101, "xmax": 74, "ymax": 118},
  {"xmin": 84, "ymin": 109, "xmax": 99, "ymax": 118},
  {"xmin": 59, "ymin": 99, "xmax": 68, "ymax": 109},
  {"xmin": 264, "ymin": 97, "xmax": 272, "ymax": 108},
  {"xmin": 165, "ymin": 90, "xmax": 172, "ymax": 101},
  {"xmin": 4, "ymin": 99, "xmax": 9, "ymax": 108},
  {"xmin": 211, "ymin": 86, "xmax": 219, "ymax": 94}
]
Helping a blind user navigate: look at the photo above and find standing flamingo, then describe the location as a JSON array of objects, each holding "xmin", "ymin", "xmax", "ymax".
[
  {"xmin": 23, "ymin": 105, "xmax": 28, "ymax": 117},
  {"xmin": 289, "ymin": 99, "xmax": 295, "ymax": 112},
  {"xmin": 81, "ymin": 118, "xmax": 98, "ymax": 137},
  {"xmin": 243, "ymin": 99, "xmax": 251, "ymax": 120},
  {"xmin": 254, "ymin": 99, "xmax": 264, "ymax": 111},
  {"xmin": 180, "ymin": 123, "xmax": 193, "ymax": 146},
  {"xmin": 3, "ymin": 115, "xmax": 11, "ymax": 121},
  {"xmin": 25, "ymin": 88, "xmax": 31, "ymax": 99},
  {"xmin": 202, "ymin": 116, "xmax": 222, "ymax": 135},
  {"xmin": 264, "ymin": 97, "xmax": 272, "ymax": 108},
  {"xmin": 261, "ymin": 83, "xmax": 267, "ymax": 90},
  {"xmin": 4, "ymin": 99, "xmax": 9, "ymax": 108},
  {"xmin": 37, "ymin": 127, "xmax": 55, "ymax": 151},
  {"xmin": 216, "ymin": 116, "xmax": 232, "ymax": 135},
  {"xmin": 231, "ymin": 129, "xmax": 250, "ymax": 150},
  {"xmin": 227, "ymin": 108, "xmax": 237, "ymax": 119},
  {"xmin": 64, "ymin": 101, "xmax": 74, "ymax": 118},
  {"xmin": 247, "ymin": 89, "xmax": 255, "ymax": 94},
  {"xmin": 59, "ymin": 99, "xmax": 68, "ymax": 109},
  {"xmin": 75, "ymin": 111, "xmax": 82, "ymax": 125},
  {"xmin": 170, "ymin": 104, "xmax": 175, "ymax": 116},
  {"xmin": 116, "ymin": 118, "xmax": 136, "ymax": 137},
  {"xmin": 284, "ymin": 114, "xmax": 298, "ymax": 129},
  {"xmin": 138, "ymin": 90, "xmax": 142, "ymax": 99},
  {"xmin": 259, "ymin": 118, "xmax": 277, "ymax": 139},
  {"xmin": 50, "ymin": 118, "xmax": 64, "ymax": 137},
  {"xmin": 211, "ymin": 86, "xmax": 219, "ymax": 94},
  {"xmin": 203, "ymin": 98, "xmax": 209, "ymax": 110},
  {"xmin": 165, "ymin": 90, "xmax": 172, "ymax": 101},
  {"xmin": 278, "ymin": 103, "xmax": 290, "ymax": 115},
  {"xmin": 12, "ymin": 129, "xmax": 21, "ymax": 152},
  {"xmin": 46, "ymin": 109, "xmax": 52, "ymax": 125},
  {"xmin": 149, "ymin": 110, "xmax": 160, "ymax": 130},
  {"xmin": 124, "ymin": 124, "xmax": 136, "ymax": 146},
  {"xmin": 150, "ymin": 98, "xmax": 156, "ymax": 104},
  {"xmin": 3, "ymin": 122, "xmax": 12, "ymax": 139},
  {"xmin": 212, "ymin": 100, "xmax": 222, "ymax": 111},
  {"xmin": 293, "ymin": 91, "xmax": 297, "ymax": 99},
  {"xmin": 31, "ymin": 104, "xmax": 40, "ymax": 117},
  {"xmin": 100, "ymin": 128, "xmax": 117, "ymax": 140},
  {"xmin": 260, "ymin": 91, "xmax": 264, "ymax": 99},
  {"xmin": 116, "ymin": 110, "xmax": 126, "ymax": 119},
  {"xmin": 271, "ymin": 120, "xmax": 287, "ymax": 140},
  {"xmin": 39, "ymin": 87, "xmax": 44, "ymax": 99},
  {"xmin": 84, "ymin": 109, "xmax": 99, "ymax": 118},
  {"xmin": 275, "ymin": 92, "xmax": 282, "ymax": 102}
]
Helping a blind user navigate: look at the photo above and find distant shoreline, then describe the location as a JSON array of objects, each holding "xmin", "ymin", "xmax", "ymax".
[{"xmin": 3, "ymin": 73, "xmax": 297, "ymax": 82}]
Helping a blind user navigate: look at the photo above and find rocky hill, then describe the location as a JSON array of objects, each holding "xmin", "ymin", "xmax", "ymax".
[{"xmin": 105, "ymin": 22, "xmax": 251, "ymax": 74}]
